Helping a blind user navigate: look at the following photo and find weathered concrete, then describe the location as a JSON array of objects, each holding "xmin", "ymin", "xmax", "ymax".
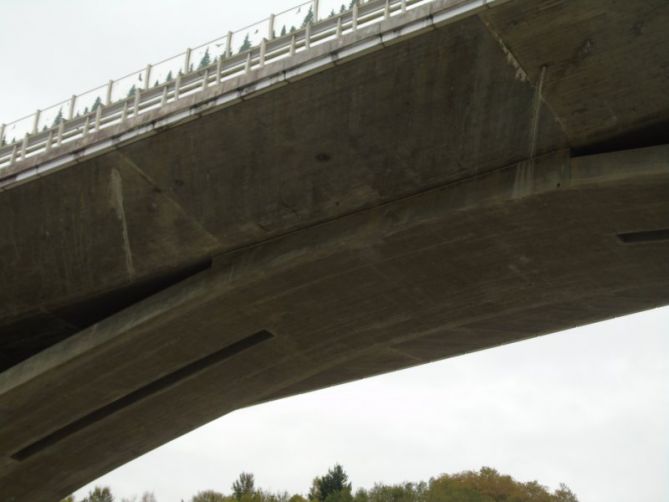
[{"xmin": 0, "ymin": 0, "xmax": 668, "ymax": 499}]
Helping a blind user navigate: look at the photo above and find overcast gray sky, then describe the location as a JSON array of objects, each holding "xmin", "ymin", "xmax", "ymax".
[{"xmin": 1, "ymin": 2, "xmax": 667, "ymax": 502}]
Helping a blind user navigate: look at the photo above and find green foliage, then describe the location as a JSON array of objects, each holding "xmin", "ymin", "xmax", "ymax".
[
  {"xmin": 198, "ymin": 48, "xmax": 212, "ymax": 69},
  {"xmin": 233, "ymin": 472, "xmax": 256, "ymax": 500},
  {"xmin": 239, "ymin": 34, "xmax": 252, "ymax": 53},
  {"xmin": 280, "ymin": 25, "xmax": 287, "ymax": 36},
  {"xmin": 140, "ymin": 493, "xmax": 158, "ymax": 502},
  {"xmin": 166, "ymin": 70, "xmax": 174, "ymax": 82},
  {"xmin": 301, "ymin": 7, "xmax": 314, "ymax": 27},
  {"xmin": 81, "ymin": 486, "xmax": 114, "ymax": 502},
  {"xmin": 192, "ymin": 490, "xmax": 227, "ymax": 502},
  {"xmin": 92, "ymin": 97, "xmax": 103, "ymax": 112},
  {"xmin": 127, "ymin": 85, "xmax": 137, "ymax": 98},
  {"xmin": 52, "ymin": 108, "xmax": 64, "ymax": 127},
  {"xmin": 425, "ymin": 467, "xmax": 578, "ymax": 502},
  {"xmin": 310, "ymin": 464, "xmax": 352, "ymax": 502},
  {"xmin": 58, "ymin": 466, "xmax": 577, "ymax": 502}
]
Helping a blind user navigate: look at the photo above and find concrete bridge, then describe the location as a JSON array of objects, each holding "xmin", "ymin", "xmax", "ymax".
[{"xmin": 1, "ymin": 0, "xmax": 668, "ymax": 499}]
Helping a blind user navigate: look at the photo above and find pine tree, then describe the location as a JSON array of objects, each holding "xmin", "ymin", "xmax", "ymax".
[
  {"xmin": 52, "ymin": 108, "xmax": 64, "ymax": 127},
  {"xmin": 91, "ymin": 97, "xmax": 103, "ymax": 112},
  {"xmin": 232, "ymin": 472, "xmax": 256, "ymax": 500},
  {"xmin": 127, "ymin": 85, "xmax": 137, "ymax": 98},
  {"xmin": 302, "ymin": 7, "xmax": 314, "ymax": 27},
  {"xmin": 239, "ymin": 33, "xmax": 252, "ymax": 53},
  {"xmin": 330, "ymin": 9, "xmax": 336, "ymax": 17},
  {"xmin": 198, "ymin": 48, "xmax": 211, "ymax": 69},
  {"xmin": 166, "ymin": 70, "xmax": 174, "ymax": 82},
  {"xmin": 281, "ymin": 25, "xmax": 287, "ymax": 36}
]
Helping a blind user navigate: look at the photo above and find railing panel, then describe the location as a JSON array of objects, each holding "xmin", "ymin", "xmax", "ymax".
[
  {"xmin": 0, "ymin": 0, "xmax": 452, "ymax": 174},
  {"xmin": 149, "ymin": 53, "xmax": 185, "ymax": 90},
  {"xmin": 233, "ymin": 18, "xmax": 272, "ymax": 54},
  {"xmin": 2, "ymin": 116, "xmax": 32, "ymax": 148},
  {"xmin": 274, "ymin": 1, "xmax": 313, "ymax": 39},
  {"xmin": 321, "ymin": 0, "xmax": 354, "ymax": 19}
]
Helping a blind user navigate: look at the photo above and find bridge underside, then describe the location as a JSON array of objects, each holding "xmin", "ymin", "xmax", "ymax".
[{"xmin": 1, "ymin": 0, "xmax": 668, "ymax": 499}]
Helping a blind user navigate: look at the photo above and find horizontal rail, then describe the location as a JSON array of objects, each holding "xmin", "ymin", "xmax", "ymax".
[{"xmin": 0, "ymin": 0, "xmax": 436, "ymax": 171}]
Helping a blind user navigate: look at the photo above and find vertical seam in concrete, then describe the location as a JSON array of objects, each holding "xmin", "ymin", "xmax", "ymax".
[
  {"xmin": 114, "ymin": 150, "xmax": 220, "ymax": 246},
  {"xmin": 529, "ymin": 65, "xmax": 547, "ymax": 167},
  {"xmin": 479, "ymin": 15, "xmax": 569, "ymax": 140},
  {"xmin": 110, "ymin": 168, "xmax": 135, "ymax": 278}
]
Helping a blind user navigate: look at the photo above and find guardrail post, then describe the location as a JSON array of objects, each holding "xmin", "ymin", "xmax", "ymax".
[
  {"xmin": 336, "ymin": 16, "xmax": 342, "ymax": 39},
  {"xmin": 83, "ymin": 116, "xmax": 90, "ymax": 138},
  {"xmin": 313, "ymin": 0, "xmax": 320, "ymax": 22},
  {"xmin": 216, "ymin": 54, "xmax": 223, "ymax": 83},
  {"xmin": 352, "ymin": 2, "xmax": 359, "ymax": 30},
  {"xmin": 245, "ymin": 51, "xmax": 252, "ymax": 73},
  {"xmin": 46, "ymin": 130, "xmax": 54, "ymax": 153},
  {"xmin": 161, "ymin": 86, "xmax": 169, "ymax": 106},
  {"xmin": 57, "ymin": 121, "xmax": 64, "ymax": 146},
  {"xmin": 184, "ymin": 48, "xmax": 192, "ymax": 74},
  {"xmin": 175, "ymin": 74, "xmax": 182, "ymax": 100},
  {"xmin": 95, "ymin": 106, "xmax": 102, "ymax": 131},
  {"xmin": 202, "ymin": 68, "xmax": 209, "ymax": 90},
  {"xmin": 401, "ymin": 0, "xmax": 407, "ymax": 13},
  {"xmin": 106, "ymin": 80, "xmax": 114, "ymax": 105},
  {"xmin": 226, "ymin": 31, "xmax": 233, "ymax": 58},
  {"xmin": 20, "ymin": 133, "xmax": 28, "ymax": 160},
  {"xmin": 10, "ymin": 144, "xmax": 17, "ymax": 166},
  {"xmin": 144, "ymin": 64, "xmax": 152, "ymax": 90},
  {"xmin": 0, "ymin": 124, "xmax": 5, "ymax": 146},
  {"xmin": 121, "ymin": 101, "xmax": 129, "ymax": 122},
  {"xmin": 290, "ymin": 35, "xmax": 297, "ymax": 56},
  {"xmin": 305, "ymin": 23, "xmax": 312, "ymax": 49},
  {"xmin": 134, "ymin": 89, "xmax": 141, "ymax": 116},
  {"xmin": 68, "ymin": 95, "xmax": 77, "ymax": 120},
  {"xmin": 268, "ymin": 14, "xmax": 276, "ymax": 40},
  {"xmin": 259, "ymin": 39, "xmax": 267, "ymax": 67},
  {"xmin": 384, "ymin": 0, "xmax": 390, "ymax": 19},
  {"xmin": 32, "ymin": 110, "xmax": 41, "ymax": 135}
]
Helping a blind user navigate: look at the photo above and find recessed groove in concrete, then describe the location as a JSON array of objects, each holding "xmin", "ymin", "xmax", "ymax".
[
  {"xmin": 618, "ymin": 228, "xmax": 669, "ymax": 244},
  {"xmin": 10, "ymin": 330, "xmax": 274, "ymax": 461}
]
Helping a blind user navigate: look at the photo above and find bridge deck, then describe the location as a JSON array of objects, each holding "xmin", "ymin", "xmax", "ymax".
[{"xmin": 1, "ymin": 0, "xmax": 668, "ymax": 499}]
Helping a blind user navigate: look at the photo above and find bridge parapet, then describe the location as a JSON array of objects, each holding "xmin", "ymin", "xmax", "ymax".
[{"xmin": 0, "ymin": 0, "xmax": 497, "ymax": 177}]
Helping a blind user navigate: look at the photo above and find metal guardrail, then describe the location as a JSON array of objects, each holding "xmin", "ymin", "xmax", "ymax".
[{"xmin": 0, "ymin": 0, "xmax": 434, "ymax": 172}]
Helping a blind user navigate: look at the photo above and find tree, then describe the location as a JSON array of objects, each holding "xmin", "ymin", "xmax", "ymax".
[
  {"xmin": 52, "ymin": 108, "xmax": 64, "ymax": 127},
  {"xmin": 554, "ymin": 484, "xmax": 579, "ymax": 502},
  {"xmin": 280, "ymin": 25, "xmax": 287, "ymax": 37},
  {"xmin": 127, "ymin": 85, "xmax": 137, "ymax": 98},
  {"xmin": 192, "ymin": 490, "xmax": 226, "ymax": 502},
  {"xmin": 198, "ymin": 48, "xmax": 212, "ymax": 69},
  {"xmin": 301, "ymin": 7, "xmax": 314, "ymax": 27},
  {"xmin": 140, "ymin": 493, "xmax": 158, "ymax": 502},
  {"xmin": 81, "ymin": 486, "xmax": 114, "ymax": 502},
  {"xmin": 233, "ymin": 472, "xmax": 256, "ymax": 500},
  {"xmin": 165, "ymin": 70, "xmax": 174, "ymax": 82},
  {"xmin": 239, "ymin": 34, "xmax": 252, "ymax": 53},
  {"xmin": 310, "ymin": 465, "xmax": 352, "ymax": 502},
  {"xmin": 91, "ymin": 96, "xmax": 103, "ymax": 112},
  {"xmin": 426, "ymin": 467, "xmax": 579, "ymax": 502}
]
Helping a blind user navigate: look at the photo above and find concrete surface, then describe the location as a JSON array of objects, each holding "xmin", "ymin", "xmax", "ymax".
[{"xmin": 0, "ymin": 0, "xmax": 668, "ymax": 499}]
